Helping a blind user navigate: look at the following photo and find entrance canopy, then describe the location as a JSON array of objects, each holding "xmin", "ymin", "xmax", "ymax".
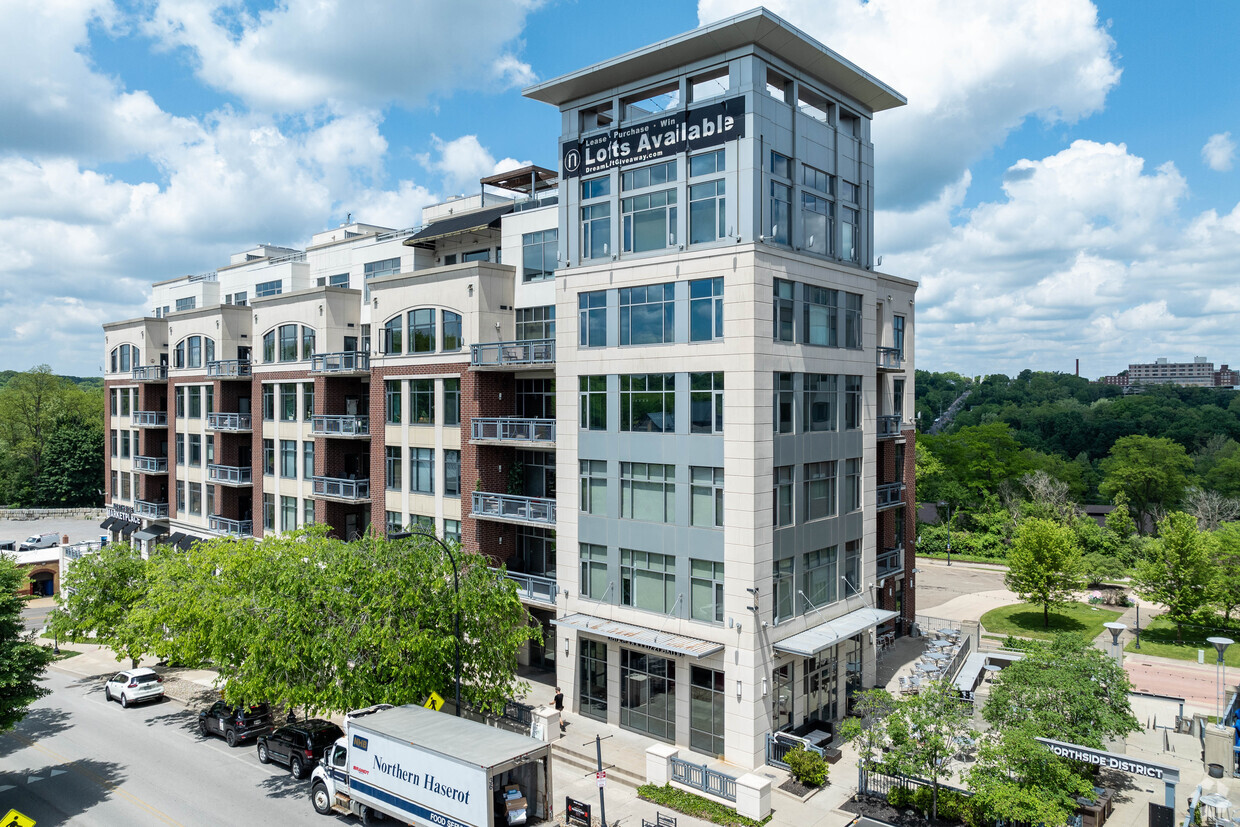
[
  {"xmin": 554, "ymin": 613, "xmax": 723, "ymax": 659},
  {"xmin": 773, "ymin": 606, "xmax": 897, "ymax": 658}
]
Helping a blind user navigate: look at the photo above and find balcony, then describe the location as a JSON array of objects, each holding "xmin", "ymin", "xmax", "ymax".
[
  {"xmin": 207, "ymin": 359, "xmax": 252, "ymax": 378},
  {"xmin": 876, "ymin": 482, "xmax": 906, "ymax": 512},
  {"xmin": 132, "ymin": 365, "xmax": 168, "ymax": 382},
  {"xmin": 133, "ymin": 455, "xmax": 168, "ymax": 473},
  {"xmin": 313, "ymin": 476, "xmax": 370, "ymax": 502},
  {"xmin": 311, "ymin": 351, "xmax": 369, "ymax": 375},
  {"xmin": 506, "ymin": 571, "xmax": 557, "ymax": 607},
  {"xmin": 470, "ymin": 418, "xmax": 555, "ymax": 447},
  {"xmin": 207, "ymin": 412, "xmax": 253, "ymax": 432},
  {"xmin": 134, "ymin": 499, "xmax": 169, "ymax": 519},
  {"xmin": 208, "ymin": 464, "xmax": 253, "ymax": 486},
  {"xmin": 877, "ymin": 415, "xmax": 905, "ymax": 440},
  {"xmin": 876, "ymin": 546, "xmax": 905, "ymax": 578},
  {"xmin": 311, "ymin": 415, "xmax": 370, "ymax": 438},
  {"xmin": 470, "ymin": 338, "xmax": 554, "ymax": 369},
  {"xmin": 471, "ymin": 491, "xmax": 556, "ymax": 527},
  {"xmin": 209, "ymin": 516, "xmax": 253, "ymax": 537},
  {"xmin": 876, "ymin": 347, "xmax": 903, "ymax": 372},
  {"xmin": 132, "ymin": 411, "xmax": 168, "ymax": 427}
]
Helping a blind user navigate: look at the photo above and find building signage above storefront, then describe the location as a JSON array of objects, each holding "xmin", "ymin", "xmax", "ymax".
[
  {"xmin": 107, "ymin": 504, "xmax": 140, "ymax": 524},
  {"xmin": 561, "ymin": 96, "xmax": 746, "ymax": 178},
  {"xmin": 1035, "ymin": 738, "xmax": 1179, "ymax": 783}
]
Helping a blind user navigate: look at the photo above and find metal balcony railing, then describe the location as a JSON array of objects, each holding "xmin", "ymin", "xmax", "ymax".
[
  {"xmin": 506, "ymin": 571, "xmax": 558, "ymax": 605},
  {"xmin": 876, "ymin": 482, "xmax": 906, "ymax": 511},
  {"xmin": 133, "ymin": 456, "xmax": 168, "ymax": 473},
  {"xmin": 471, "ymin": 491, "xmax": 556, "ymax": 526},
  {"xmin": 134, "ymin": 499, "xmax": 169, "ymax": 518},
  {"xmin": 209, "ymin": 516, "xmax": 253, "ymax": 537},
  {"xmin": 132, "ymin": 365, "xmax": 168, "ymax": 382},
  {"xmin": 311, "ymin": 415, "xmax": 370, "ymax": 437},
  {"xmin": 877, "ymin": 347, "xmax": 903, "ymax": 371},
  {"xmin": 311, "ymin": 351, "xmax": 369, "ymax": 374},
  {"xmin": 206, "ymin": 359, "xmax": 252, "ymax": 378},
  {"xmin": 208, "ymin": 464, "xmax": 253, "ymax": 485},
  {"xmin": 470, "ymin": 338, "xmax": 554, "ymax": 367},
  {"xmin": 877, "ymin": 547, "xmax": 905, "ymax": 578},
  {"xmin": 470, "ymin": 418, "xmax": 555, "ymax": 444},
  {"xmin": 132, "ymin": 411, "xmax": 168, "ymax": 427},
  {"xmin": 313, "ymin": 476, "xmax": 370, "ymax": 501},
  {"xmin": 207, "ymin": 412, "xmax": 253, "ymax": 431},
  {"xmin": 877, "ymin": 415, "xmax": 904, "ymax": 439}
]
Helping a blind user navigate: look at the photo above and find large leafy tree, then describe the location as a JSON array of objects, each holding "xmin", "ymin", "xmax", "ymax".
[
  {"xmin": 882, "ymin": 679, "xmax": 975, "ymax": 822},
  {"xmin": 1209, "ymin": 522, "xmax": 1240, "ymax": 622},
  {"xmin": 1132, "ymin": 512, "xmax": 1213, "ymax": 642},
  {"xmin": 32, "ymin": 416, "xmax": 104, "ymax": 507},
  {"xmin": 48, "ymin": 543, "xmax": 149, "ymax": 667},
  {"xmin": 837, "ymin": 688, "xmax": 896, "ymax": 790},
  {"xmin": 967, "ymin": 726, "xmax": 1095, "ymax": 827},
  {"xmin": 0, "ymin": 366, "xmax": 101, "ymax": 506},
  {"xmin": 1005, "ymin": 517, "xmax": 1086, "ymax": 627},
  {"xmin": 0, "ymin": 556, "xmax": 56, "ymax": 731},
  {"xmin": 983, "ymin": 635, "xmax": 1139, "ymax": 748},
  {"xmin": 1099, "ymin": 435, "xmax": 1194, "ymax": 533}
]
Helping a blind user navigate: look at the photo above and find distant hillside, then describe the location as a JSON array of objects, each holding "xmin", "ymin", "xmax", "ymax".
[{"xmin": 0, "ymin": 370, "xmax": 102, "ymax": 390}]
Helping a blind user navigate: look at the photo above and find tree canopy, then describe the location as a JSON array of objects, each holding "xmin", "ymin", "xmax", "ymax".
[
  {"xmin": 1132, "ymin": 512, "xmax": 1213, "ymax": 642},
  {"xmin": 1005, "ymin": 517, "xmax": 1086, "ymax": 627},
  {"xmin": 0, "ymin": 556, "xmax": 55, "ymax": 731}
]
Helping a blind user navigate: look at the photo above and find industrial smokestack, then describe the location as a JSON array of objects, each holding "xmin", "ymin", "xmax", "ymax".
[{"xmin": 1075, "ymin": 359, "xmax": 1079, "ymax": 377}]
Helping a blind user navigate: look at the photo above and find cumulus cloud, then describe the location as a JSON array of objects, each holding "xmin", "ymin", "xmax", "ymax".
[
  {"xmin": 419, "ymin": 135, "xmax": 530, "ymax": 196},
  {"xmin": 1203, "ymin": 132, "xmax": 1235, "ymax": 171},
  {"xmin": 698, "ymin": 0, "xmax": 1121, "ymax": 209},
  {"xmin": 141, "ymin": 0, "xmax": 541, "ymax": 112}
]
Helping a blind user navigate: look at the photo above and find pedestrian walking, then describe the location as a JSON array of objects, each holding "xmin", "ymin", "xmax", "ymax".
[{"xmin": 554, "ymin": 687, "xmax": 566, "ymax": 732}]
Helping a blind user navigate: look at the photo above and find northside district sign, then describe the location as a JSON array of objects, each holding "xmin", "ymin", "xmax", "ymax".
[
  {"xmin": 561, "ymin": 96, "xmax": 746, "ymax": 178},
  {"xmin": 1036, "ymin": 738, "xmax": 1180, "ymax": 783}
]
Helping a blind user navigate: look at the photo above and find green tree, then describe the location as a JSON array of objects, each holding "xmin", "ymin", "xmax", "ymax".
[
  {"xmin": 1099, "ymin": 436, "xmax": 1194, "ymax": 533},
  {"xmin": 0, "ymin": 556, "xmax": 56, "ymax": 731},
  {"xmin": 32, "ymin": 416, "xmax": 104, "ymax": 507},
  {"xmin": 1132, "ymin": 512, "xmax": 1213, "ymax": 643},
  {"xmin": 48, "ymin": 543, "xmax": 149, "ymax": 667},
  {"xmin": 838, "ymin": 688, "xmax": 896, "ymax": 789},
  {"xmin": 1005, "ymin": 517, "xmax": 1087, "ymax": 627},
  {"xmin": 0, "ymin": 366, "xmax": 101, "ymax": 506},
  {"xmin": 1208, "ymin": 523, "xmax": 1240, "ymax": 622},
  {"xmin": 982, "ymin": 635, "xmax": 1139, "ymax": 748},
  {"xmin": 967, "ymin": 726, "xmax": 1095, "ymax": 827},
  {"xmin": 883, "ymin": 679, "xmax": 976, "ymax": 822}
]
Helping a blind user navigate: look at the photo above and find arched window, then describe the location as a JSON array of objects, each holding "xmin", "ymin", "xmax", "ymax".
[
  {"xmin": 174, "ymin": 340, "xmax": 185, "ymax": 369},
  {"xmin": 263, "ymin": 330, "xmax": 276, "ymax": 362},
  {"xmin": 301, "ymin": 326, "xmax": 315, "ymax": 359},
  {"xmin": 442, "ymin": 311, "xmax": 462, "ymax": 351},
  {"xmin": 409, "ymin": 309, "xmax": 436, "ymax": 353},
  {"xmin": 383, "ymin": 316, "xmax": 402, "ymax": 354}
]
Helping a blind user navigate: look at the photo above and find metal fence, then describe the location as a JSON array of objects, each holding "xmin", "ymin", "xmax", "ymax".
[
  {"xmin": 944, "ymin": 633, "xmax": 973, "ymax": 682},
  {"xmin": 670, "ymin": 757, "xmax": 737, "ymax": 802},
  {"xmin": 764, "ymin": 732, "xmax": 826, "ymax": 770},
  {"xmin": 505, "ymin": 571, "xmax": 557, "ymax": 604},
  {"xmin": 859, "ymin": 768, "xmax": 969, "ymax": 801},
  {"xmin": 470, "ymin": 338, "xmax": 555, "ymax": 367}
]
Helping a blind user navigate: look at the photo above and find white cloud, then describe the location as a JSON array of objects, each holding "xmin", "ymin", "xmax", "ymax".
[
  {"xmin": 419, "ymin": 135, "xmax": 531, "ymax": 196},
  {"xmin": 141, "ymin": 0, "xmax": 541, "ymax": 113},
  {"xmin": 1203, "ymin": 132, "xmax": 1235, "ymax": 172}
]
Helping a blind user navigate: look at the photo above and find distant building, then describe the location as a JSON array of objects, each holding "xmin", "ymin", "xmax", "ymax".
[
  {"xmin": 1216, "ymin": 365, "xmax": 1239, "ymax": 388},
  {"xmin": 1099, "ymin": 357, "xmax": 1236, "ymax": 388}
]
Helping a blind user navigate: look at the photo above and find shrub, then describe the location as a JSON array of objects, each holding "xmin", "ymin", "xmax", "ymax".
[
  {"xmin": 785, "ymin": 746, "xmax": 828, "ymax": 787},
  {"xmin": 911, "ymin": 786, "xmax": 933, "ymax": 815},
  {"xmin": 887, "ymin": 786, "xmax": 912, "ymax": 808},
  {"xmin": 936, "ymin": 790, "xmax": 967, "ymax": 821},
  {"xmin": 636, "ymin": 784, "xmax": 772, "ymax": 827}
]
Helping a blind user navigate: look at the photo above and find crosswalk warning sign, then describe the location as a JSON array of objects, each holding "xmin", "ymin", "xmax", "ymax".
[
  {"xmin": 2, "ymin": 809, "xmax": 36, "ymax": 827},
  {"xmin": 423, "ymin": 691, "xmax": 446, "ymax": 712}
]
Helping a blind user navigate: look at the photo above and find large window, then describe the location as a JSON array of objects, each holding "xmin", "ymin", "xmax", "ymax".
[
  {"xmin": 303, "ymin": 440, "xmax": 314, "ymax": 480},
  {"xmin": 263, "ymin": 439, "xmax": 274, "ymax": 476},
  {"xmin": 262, "ymin": 330, "xmax": 275, "ymax": 362},
  {"xmin": 844, "ymin": 540, "xmax": 862, "ymax": 597},
  {"xmin": 689, "ymin": 149, "xmax": 725, "ymax": 177},
  {"xmin": 769, "ymin": 182, "xmax": 791, "ymax": 245},
  {"xmin": 522, "ymin": 229, "xmax": 558, "ymax": 282},
  {"xmin": 281, "ymin": 496, "xmax": 297, "ymax": 532},
  {"xmin": 620, "ymin": 283, "xmax": 674, "ymax": 345},
  {"xmin": 409, "ymin": 448, "xmax": 434, "ymax": 494},
  {"xmin": 690, "ymin": 467, "xmax": 723, "ymax": 528},
  {"xmin": 580, "ymin": 460, "xmax": 607, "ymax": 516},
  {"xmin": 383, "ymin": 316, "xmax": 402, "ymax": 353},
  {"xmin": 770, "ymin": 150, "xmax": 792, "ymax": 179},
  {"xmin": 689, "ymin": 277, "xmax": 723, "ymax": 342},
  {"xmin": 280, "ymin": 439, "xmax": 296, "ymax": 478},
  {"xmin": 301, "ymin": 326, "xmax": 315, "ymax": 359},
  {"xmin": 689, "ymin": 372, "xmax": 723, "ymax": 434},
  {"xmin": 302, "ymin": 382, "xmax": 314, "ymax": 420},
  {"xmin": 364, "ymin": 258, "xmax": 401, "ymax": 299},
  {"xmin": 621, "ymin": 550, "xmax": 676, "ymax": 613},
  {"xmin": 689, "ymin": 666, "xmax": 725, "ymax": 757},
  {"xmin": 689, "ymin": 179, "xmax": 727, "ymax": 245},
  {"xmin": 622, "ymin": 190, "xmax": 677, "ymax": 253},
  {"xmin": 845, "ymin": 292, "xmax": 863, "ymax": 348},
  {"xmin": 444, "ymin": 520, "xmax": 460, "ymax": 544},
  {"xmin": 410, "ymin": 379, "xmax": 434, "ymax": 424},
  {"xmin": 516, "ymin": 306, "xmax": 555, "ymax": 341},
  {"xmin": 443, "ymin": 378, "xmax": 460, "ymax": 426},
  {"xmin": 802, "ymin": 546, "xmax": 838, "ymax": 609},
  {"xmin": 581, "ymin": 203, "xmax": 610, "ymax": 259},
  {"xmin": 187, "ymin": 434, "xmax": 200, "ymax": 466},
  {"xmin": 385, "ymin": 446, "xmax": 402, "ymax": 490},
  {"xmin": 893, "ymin": 315, "xmax": 906, "ymax": 358},
  {"xmin": 804, "ymin": 374, "xmax": 837, "ymax": 432},
  {"xmin": 620, "ymin": 374, "xmax": 675, "ymax": 433},
  {"xmin": 444, "ymin": 449, "xmax": 460, "ymax": 497},
  {"xmin": 255, "ymin": 280, "xmax": 282, "ymax": 298},
  {"xmin": 620, "ymin": 463, "xmax": 675, "ymax": 523},
  {"xmin": 278, "ymin": 324, "xmax": 298, "ymax": 361},
  {"xmin": 774, "ymin": 466, "xmax": 794, "ymax": 527},
  {"xmin": 409, "ymin": 309, "xmax": 435, "ymax": 353},
  {"xmin": 280, "ymin": 383, "xmax": 297, "ymax": 421},
  {"xmin": 579, "ymin": 376, "xmax": 607, "ymax": 430},
  {"xmin": 622, "ymin": 159, "xmax": 676, "ymax": 191},
  {"xmin": 442, "ymin": 311, "xmax": 462, "ymax": 351},
  {"xmin": 774, "ymin": 279, "xmax": 795, "ymax": 342},
  {"xmin": 620, "ymin": 649, "xmax": 675, "ymax": 741},
  {"xmin": 844, "ymin": 375, "xmax": 862, "ymax": 430},
  {"xmin": 580, "ymin": 176, "xmax": 610, "ymax": 200},
  {"xmin": 773, "ymin": 558, "xmax": 794, "ymax": 624},
  {"xmin": 690, "ymin": 561, "xmax": 723, "ymax": 623},
  {"xmin": 579, "ymin": 639, "xmax": 608, "ymax": 722},
  {"xmin": 263, "ymin": 492, "xmax": 274, "ymax": 530},
  {"xmin": 801, "ymin": 192, "xmax": 833, "ymax": 256},
  {"xmin": 304, "ymin": 498, "xmax": 315, "ymax": 526},
  {"xmin": 189, "ymin": 482, "xmax": 202, "ymax": 516},
  {"xmin": 188, "ymin": 386, "xmax": 201, "ymax": 418},
  {"xmin": 176, "ymin": 297, "xmax": 197, "ymax": 311},
  {"xmin": 517, "ymin": 378, "xmax": 555, "ymax": 419},
  {"xmin": 578, "ymin": 291, "xmax": 607, "ymax": 347},
  {"xmin": 841, "ymin": 206, "xmax": 859, "ymax": 262},
  {"xmin": 385, "ymin": 380, "xmax": 402, "ymax": 424},
  {"xmin": 775, "ymin": 373, "xmax": 794, "ymax": 434},
  {"xmin": 580, "ymin": 543, "xmax": 609, "ymax": 600},
  {"xmin": 262, "ymin": 384, "xmax": 274, "ymax": 421},
  {"xmin": 844, "ymin": 458, "xmax": 861, "ymax": 513},
  {"xmin": 804, "ymin": 287, "xmax": 838, "ymax": 346},
  {"xmin": 805, "ymin": 461, "xmax": 836, "ymax": 521}
]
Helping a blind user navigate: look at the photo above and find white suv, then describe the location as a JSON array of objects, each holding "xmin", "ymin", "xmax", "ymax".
[{"xmin": 104, "ymin": 668, "xmax": 165, "ymax": 708}]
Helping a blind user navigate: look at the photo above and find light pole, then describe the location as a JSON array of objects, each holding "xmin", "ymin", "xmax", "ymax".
[
  {"xmin": 937, "ymin": 501, "xmax": 952, "ymax": 566},
  {"xmin": 391, "ymin": 529, "xmax": 462, "ymax": 717},
  {"xmin": 1103, "ymin": 622, "xmax": 1126, "ymax": 665},
  {"xmin": 1207, "ymin": 636, "xmax": 1233, "ymax": 722}
]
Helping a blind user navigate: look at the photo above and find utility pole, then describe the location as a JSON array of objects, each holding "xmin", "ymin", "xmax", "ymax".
[{"xmin": 587, "ymin": 734, "xmax": 613, "ymax": 827}]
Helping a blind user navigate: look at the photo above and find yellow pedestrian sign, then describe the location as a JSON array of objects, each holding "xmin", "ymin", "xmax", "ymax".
[
  {"xmin": 2, "ymin": 809, "xmax": 35, "ymax": 827},
  {"xmin": 423, "ymin": 691, "xmax": 446, "ymax": 712}
]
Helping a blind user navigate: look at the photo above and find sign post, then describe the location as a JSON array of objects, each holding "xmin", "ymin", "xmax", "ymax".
[{"xmin": 565, "ymin": 797, "xmax": 591, "ymax": 827}]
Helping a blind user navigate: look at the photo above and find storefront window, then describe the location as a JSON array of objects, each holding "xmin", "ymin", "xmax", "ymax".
[
  {"xmin": 620, "ymin": 649, "xmax": 676, "ymax": 741},
  {"xmin": 689, "ymin": 666, "xmax": 724, "ymax": 757},
  {"xmin": 579, "ymin": 639, "xmax": 608, "ymax": 721}
]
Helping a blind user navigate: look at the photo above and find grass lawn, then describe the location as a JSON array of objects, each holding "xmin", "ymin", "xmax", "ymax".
[
  {"xmin": 1124, "ymin": 615, "xmax": 1240, "ymax": 667},
  {"xmin": 980, "ymin": 601, "xmax": 1123, "ymax": 641}
]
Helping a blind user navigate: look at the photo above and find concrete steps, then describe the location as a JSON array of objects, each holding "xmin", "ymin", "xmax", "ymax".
[{"xmin": 551, "ymin": 741, "xmax": 645, "ymax": 789}]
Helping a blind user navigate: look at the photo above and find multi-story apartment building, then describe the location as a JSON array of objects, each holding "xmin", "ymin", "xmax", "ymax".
[
  {"xmin": 1099, "ymin": 356, "xmax": 1238, "ymax": 389},
  {"xmin": 101, "ymin": 9, "xmax": 915, "ymax": 771}
]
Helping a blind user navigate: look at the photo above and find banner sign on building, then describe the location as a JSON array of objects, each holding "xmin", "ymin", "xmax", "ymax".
[
  {"xmin": 1035, "ymin": 738, "xmax": 1179, "ymax": 782},
  {"xmin": 561, "ymin": 96, "xmax": 746, "ymax": 178},
  {"xmin": 107, "ymin": 505, "xmax": 140, "ymax": 524}
]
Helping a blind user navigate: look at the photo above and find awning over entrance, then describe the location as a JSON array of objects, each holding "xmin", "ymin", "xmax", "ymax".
[
  {"xmin": 403, "ymin": 203, "xmax": 513, "ymax": 247},
  {"xmin": 119, "ymin": 521, "xmax": 138, "ymax": 536},
  {"xmin": 177, "ymin": 535, "xmax": 195, "ymax": 551},
  {"xmin": 100, "ymin": 517, "xmax": 117, "ymax": 530},
  {"xmin": 553, "ymin": 613, "xmax": 724, "ymax": 659},
  {"xmin": 132, "ymin": 528, "xmax": 163, "ymax": 543},
  {"xmin": 165, "ymin": 533, "xmax": 186, "ymax": 547},
  {"xmin": 773, "ymin": 606, "xmax": 898, "ymax": 658}
]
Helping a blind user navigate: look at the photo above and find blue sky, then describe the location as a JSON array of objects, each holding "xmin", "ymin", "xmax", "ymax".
[{"xmin": 2, "ymin": 0, "xmax": 1239, "ymax": 379}]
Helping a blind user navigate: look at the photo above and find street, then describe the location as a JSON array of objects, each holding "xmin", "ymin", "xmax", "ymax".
[{"xmin": 0, "ymin": 668, "xmax": 321, "ymax": 826}]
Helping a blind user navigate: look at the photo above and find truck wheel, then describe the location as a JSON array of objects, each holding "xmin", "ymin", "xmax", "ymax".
[{"xmin": 311, "ymin": 782, "xmax": 333, "ymax": 815}]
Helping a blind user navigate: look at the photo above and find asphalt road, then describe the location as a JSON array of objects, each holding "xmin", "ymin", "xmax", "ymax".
[
  {"xmin": 0, "ymin": 668, "xmax": 323, "ymax": 826},
  {"xmin": 913, "ymin": 556, "xmax": 1007, "ymax": 613}
]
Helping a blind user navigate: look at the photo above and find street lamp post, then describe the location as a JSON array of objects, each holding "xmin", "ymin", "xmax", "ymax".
[
  {"xmin": 937, "ymin": 501, "xmax": 952, "ymax": 566},
  {"xmin": 1207, "ymin": 636, "xmax": 1234, "ymax": 722},
  {"xmin": 1103, "ymin": 622, "xmax": 1127, "ymax": 666},
  {"xmin": 391, "ymin": 529, "xmax": 462, "ymax": 718}
]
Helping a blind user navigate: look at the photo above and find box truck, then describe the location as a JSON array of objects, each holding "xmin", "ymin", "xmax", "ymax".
[{"xmin": 310, "ymin": 704, "xmax": 553, "ymax": 827}]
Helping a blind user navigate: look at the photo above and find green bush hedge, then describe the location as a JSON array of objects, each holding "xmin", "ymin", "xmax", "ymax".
[
  {"xmin": 636, "ymin": 784, "xmax": 773, "ymax": 827},
  {"xmin": 785, "ymin": 746, "xmax": 829, "ymax": 786}
]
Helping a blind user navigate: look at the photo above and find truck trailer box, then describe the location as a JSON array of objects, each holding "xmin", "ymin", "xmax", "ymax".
[{"xmin": 313, "ymin": 704, "xmax": 553, "ymax": 827}]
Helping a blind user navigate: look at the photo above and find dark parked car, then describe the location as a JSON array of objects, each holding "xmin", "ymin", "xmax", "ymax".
[
  {"xmin": 198, "ymin": 701, "xmax": 274, "ymax": 747},
  {"xmin": 256, "ymin": 719, "xmax": 343, "ymax": 779}
]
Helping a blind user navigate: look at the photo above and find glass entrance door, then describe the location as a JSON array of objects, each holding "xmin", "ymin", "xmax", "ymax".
[{"xmin": 803, "ymin": 652, "xmax": 837, "ymax": 724}]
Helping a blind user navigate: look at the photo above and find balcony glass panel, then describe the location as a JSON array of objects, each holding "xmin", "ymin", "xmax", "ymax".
[
  {"xmin": 471, "ymin": 491, "xmax": 556, "ymax": 526},
  {"xmin": 311, "ymin": 352, "xmax": 369, "ymax": 373},
  {"xmin": 470, "ymin": 418, "xmax": 555, "ymax": 443},
  {"xmin": 311, "ymin": 415, "xmax": 370, "ymax": 437},
  {"xmin": 470, "ymin": 339, "xmax": 555, "ymax": 367}
]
